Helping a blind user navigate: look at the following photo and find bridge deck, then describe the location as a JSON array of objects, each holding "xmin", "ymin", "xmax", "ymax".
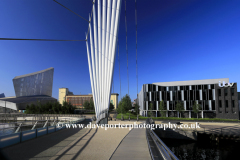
[
  {"xmin": 110, "ymin": 128, "xmax": 151, "ymax": 160},
  {"xmin": 1, "ymin": 119, "xmax": 146, "ymax": 160}
]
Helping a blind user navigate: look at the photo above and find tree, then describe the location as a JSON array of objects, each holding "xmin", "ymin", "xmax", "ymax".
[
  {"xmin": 83, "ymin": 100, "xmax": 90, "ymax": 110},
  {"xmin": 52, "ymin": 101, "xmax": 61, "ymax": 114},
  {"xmin": 89, "ymin": 98, "xmax": 95, "ymax": 110},
  {"xmin": 148, "ymin": 103, "xmax": 154, "ymax": 118},
  {"xmin": 117, "ymin": 94, "xmax": 132, "ymax": 113},
  {"xmin": 134, "ymin": 103, "xmax": 140, "ymax": 115},
  {"xmin": 159, "ymin": 100, "xmax": 166, "ymax": 117},
  {"xmin": 28, "ymin": 103, "xmax": 37, "ymax": 114},
  {"xmin": 109, "ymin": 102, "xmax": 114, "ymax": 111},
  {"xmin": 192, "ymin": 101, "xmax": 202, "ymax": 119},
  {"xmin": 25, "ymin": 105, "xmax": 30, "ymax": 114},
  {"xmin": 175, "ymin": 101, "xmax": 184, "ymax": 118}
]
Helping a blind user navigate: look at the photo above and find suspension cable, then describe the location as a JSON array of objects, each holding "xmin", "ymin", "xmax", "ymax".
[
  {"xmin": 53, "ymin": 0, "xmax": 94, "ymax": 41},
  {"xmin": 118, "ymin": 40, "xmax": 122, "ymax": 117},
  {"xmin": 125, "ymin": 0, "xmax": 129, "ymax": 95},
  {"xmin": 135, "ymin": 0, "xmax": 138, "ymax": 115},
  {"xmin": 53, "ymin": 0, "xmax": 89, "ymax": 23},
  {"xmin": 135, "ymin": 0, "xmax": 138, "ymax": 95},
  {"xmin": 118, "ymin": 41, "xmax": 121, "ymax": 99},
  {"xmin": 0, "ymin": 38, "xmax": 85, "ymax": 41}
]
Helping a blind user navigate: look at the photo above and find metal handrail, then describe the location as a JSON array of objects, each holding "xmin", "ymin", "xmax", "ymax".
[
  {"xmin": 146, "ymin": 119, "xmax": 179, "ymax": 160},
  {"xmin": 149, "ymin": 129, "xmax": 178, "ymax": 160},
  {"xmin": 0, "ymin": 117, "xmax": 84, "ymax": 136}
]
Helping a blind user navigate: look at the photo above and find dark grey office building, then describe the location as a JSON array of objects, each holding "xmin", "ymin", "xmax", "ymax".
[{"xmin": 137, "ymin": 78, "xmax": 240, "ymax": 120}]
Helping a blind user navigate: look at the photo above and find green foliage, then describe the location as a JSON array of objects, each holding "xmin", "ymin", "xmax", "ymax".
[
  {"xmin": 148, "ymin": 103, "xmax": 154, "ymax": 118},
  {"xmin": 109, "ymin": 102, "xmax": 114, "ymax": 110},
  {"xmin": 89, "ymin": 98, "xmax": 94, "ymax": 110},
  {"xmin": 175, "ymin": 101, "xmax": 184, "ymax": 118},
  {"xmin": 134, "ymin": 103, "xmax": 140, "ymax": 115},
  {"xmin": 158, "ymin": 100, "xmax": 166, "ymax": 117},
  {"xmin": 192, "ymin": 101, "xmax": 202, "ymax": 118},
  {"xmin": 84, "ymin": 98, "xmax": 95, "ymax": 110},
  {"xmin": 116, "ymin": 94, "xmax": 132, "ymax": 114},
  {"xmin": 83, "ymin": 100, "xmax": 90, "ymax": 110},
  {"xmin": 25, "ymin": 101, "xmax": 76, "ymax": 114},
  {"xmin": 192, "ymin": 101, "xmax": 201, "ymax": 113}
]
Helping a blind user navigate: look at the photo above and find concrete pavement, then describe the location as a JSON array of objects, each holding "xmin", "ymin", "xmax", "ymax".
[
  {"xmin": 110, "ymin": 128, "xmax": 151, "ymax": 160},
  {"xmin": 0, "ymin": 120, "xmax": 149, "ymax": 160}
]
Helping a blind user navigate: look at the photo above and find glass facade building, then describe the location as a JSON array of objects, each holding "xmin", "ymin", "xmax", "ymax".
[{"xmin": 137, "ymin": 78, "xmax": 240, "ymax": 119}]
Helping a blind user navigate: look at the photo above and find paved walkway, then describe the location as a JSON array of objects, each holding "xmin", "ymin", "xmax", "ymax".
[
  {"xmin": 0, "ymin": 120, "xmax": 147, "ymax": 160},
  {"xmin": 110, "ymin": 128, "xmax": 151, "ymax": 160}
]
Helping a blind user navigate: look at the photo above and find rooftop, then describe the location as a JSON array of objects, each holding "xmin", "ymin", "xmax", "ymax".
[
  {"xmin": 153, "ymin": 78, "xmax": 229, "ymax": 86},
  {"xmin": 13, "ymin": 67, "xmax": 54, "ymax": 79}
]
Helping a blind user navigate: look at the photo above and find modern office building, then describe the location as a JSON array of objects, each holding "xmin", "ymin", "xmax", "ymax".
[
  {"xmin": 59, "ymin": 88, "xmax": 119, "ymax": 109},
  {"xmin": 0, "ymin": 68, "xmax": 56, "ymax": 113},
  {"xmin": 137, "ymin": 78, "xmax": 240, "ymax": 120}
]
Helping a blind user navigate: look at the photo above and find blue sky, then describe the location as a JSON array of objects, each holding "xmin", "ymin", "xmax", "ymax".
[{"xmin": 0, "ymin": 0, "xmax": 240, "ymax": 102}]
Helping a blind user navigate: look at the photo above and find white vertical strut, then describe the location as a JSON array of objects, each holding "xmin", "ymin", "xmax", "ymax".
[
  {"xmin": 106, "ymin": 0, "xmax": 117, "ymax": 110},
  {"xmin": 104, "ymin": 0, "xmax": 111, "ymax": 115},
  {"xmin": 101, "ymin": 0, "xmax": 106, "ymax": 120},
  {"xmin": 86, "ymin": 0, "xmax": 122, "ymax": 123},
  {"xmin": 92, "ymin": 1, "xmax": 99, "ymax": 118},
  {"xmin": 89, "ymin": 15, "xmax": 98, "ymax": 118},
  {"xmin": 97, "ymin": 0, "xmax": 102, "ymax": 117},
  {"xmin": 86, "ymin": 32, "xmax": 98, "ymax": 118},
  {"xmin": 107, "ymin": 0, "xmax": 121, "ymax": 110}
]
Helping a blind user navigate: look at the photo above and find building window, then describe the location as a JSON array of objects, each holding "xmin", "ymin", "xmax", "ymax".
[
  {"xmin": 209, "ymin": 90, "xmax": 212, "ymax": 100},
  {"xmin": 219, "ymin": 111, "xmax": 222, "ymax": 113},
  {"xmin": 178, "ymin": 91, "xmax": 181, "ymax": 101},
  {"xmin": 224, "ymin": 88, "xmax": 228, "ymax": 96},
  {"xmin": 202, "ymin": 90, "xmax": 206, "ymax": 100},
  {"xmin": 192, "ymin": 85, "xmax": 195, "ymax": 90},
  {"xmin": 231, "ymin": 88, "xmax": 234, "ymax": 96},
  {"xmin": 184, "ymin": 90, "xmax": 187, "ymax": 100},
  {"xmin": 204, "ymin": 85, "xmax": 208, "ymax": 90},
  {"xmin": 232, "ymin": 100, "xmax": 235, "ymax": 108},
  {"xmin": 186, "ymin": 86, "xmax": 189, "ymax": 90},
  {"xmin": 225, "ymin": 100, "xmax": 228, "ymax": 108},
  {"xmin": 219, "ymin": 100, "xmax": 222, "ymax": 108},
  {"xmin": 180, "ymin": 86, "xmax": 183, "ymax": 90},
  {"xmin": 212, "ymin": 101, "xmax": 215, "ymax": 110},
  {"xmin": 196, "ymin": 91, "xmax": 199, "ymax": 100},
  {"xmin": 190, "ymin": 90, "xmax": 193, "ymax": 100},
  {"xmin": 167, "ymin": 92, "xmax": 170, "ymax": 101},
  {"xmin": 198, "ymin": 85, "xmax": 202, "ymax": 90},
  {"xmin": 211, "ymin": 84, "xmax": 214, "ymax": 89},
  {"xmin": 218, "ymin": 89, "xmax": 221, "ymax": 96}
]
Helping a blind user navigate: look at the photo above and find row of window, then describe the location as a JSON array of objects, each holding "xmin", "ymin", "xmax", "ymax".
[
  {"xmin": 218, "ymin": 88, "xmax": 235, "ymax": 96},
  {"xmin": 144, "ymin": 90, "xmax": 215, "ymax": 101},
  {"xmin": 146, "ymin": 84, "xmax": 215, "ymax": 92},
  {"xmin": 143, "ymin": 100, "xmax": 216, "ymax": 111},
  {"xmin": 219, "ymin": 111, "xmax": 237, "ymax": 114},
  {"xmin": 218, "ymin": 100, "xmax": 235, "ymax": 108}
]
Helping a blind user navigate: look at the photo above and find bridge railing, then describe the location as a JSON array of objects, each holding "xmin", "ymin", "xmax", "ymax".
[
  {"xmin": 0, "ymin": 117, "xmax": 85, "ymax": 148},
  {"xmin": 146, "ymin": 118, "xmax": 179, "ymax": 160}
]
